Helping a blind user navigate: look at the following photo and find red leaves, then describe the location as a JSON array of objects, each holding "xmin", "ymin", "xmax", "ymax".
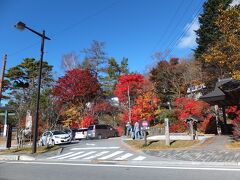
[
  {"xmin": 114, "ymin": 74, "xmax": 145, "ymax": 103},
  {"xmin": 174, "ymin": 97, "xmax": 212, "ymax": 132},
  {"xmin": 131, "ymin": 92, "xmax": 160, "ymax": 124},
  {"xmin": 53, "ymin": 69, "xmax": 100, "ymax": 105}
]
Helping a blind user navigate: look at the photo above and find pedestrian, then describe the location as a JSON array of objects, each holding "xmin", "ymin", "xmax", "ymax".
[
  {"xmin": 134, "ymin": 121, "xmax": 140, "ymax": 140},
  {"xmin": 126, "ymin": 121, "xmax": 132, "ymax": 137}
]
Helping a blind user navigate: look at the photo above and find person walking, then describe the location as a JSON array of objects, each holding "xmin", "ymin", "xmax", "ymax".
[
  {"xmin": 126, "ymin": 121, "xmax": 132, "ymax": 137},
  {"xmin": 134, "ymin": 121, "xmax": 140, "ymax": 140}
]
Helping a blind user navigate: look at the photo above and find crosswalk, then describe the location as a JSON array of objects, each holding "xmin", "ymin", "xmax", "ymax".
[{"xmin": 47, "ymin": 150, "xmax": 146, "ymax": 161}]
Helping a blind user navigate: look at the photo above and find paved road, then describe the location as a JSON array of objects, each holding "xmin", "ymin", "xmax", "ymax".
[
  {"xmin": 39, "ymin": 137, "xmax": 156, "ymax": 162},
  {"xmin": 1, "ymin": 161, "xmax": 240, "ymax": 180}
]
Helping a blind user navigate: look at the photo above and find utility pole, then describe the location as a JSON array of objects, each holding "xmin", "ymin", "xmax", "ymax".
[
  {"xmin": 0, "ymin": 54, "xmax": 7, "ymax": 104},
  {"xmin": 0, "ymin": 54, "xmax": 7, "ymax": 137}
]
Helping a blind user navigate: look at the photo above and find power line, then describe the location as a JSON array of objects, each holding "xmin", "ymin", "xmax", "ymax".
[
  {"xmin": 8, "ymin": 0, "xmax": 121, "ymax": 57},
  {"xmin": 151, "ymin": 0, "xmax": 195, "ymax": 58},
  {"xmin": 150, "ymin": 0, "xmax": 186, "ymax": 54},
  {"xmin": 161, "ymin": 1, "xmax": 204, "ymax": 60}
]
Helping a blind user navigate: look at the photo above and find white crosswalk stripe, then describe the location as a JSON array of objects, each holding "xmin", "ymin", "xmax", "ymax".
[
  {"xmin": 114, "ymin": 153, "xmax": 133, "ymax": 160},
  {"xmin": 47, "ymin": 150, "xmax": 146, "ymax": 161},
  {"xmin": 58, "ymin": 152, "xmax": 84, "ymax": 160},
  {"xmin": 69, "ymin": 151, "xmax": 96, "ymax": 160},
  {"xmin": 98, "ymin": 151, "xmax": 124, "ymax": 160},
  {"xmin": 83, "ymin": 151, "xmax": 109, "ymax": 160},
  {"xmin": 47, "ymin": 152, "xmax": 74, "ymax": 159},
  {"xmin": 132, "ymin": 156, "xmax": 146, "ymax": 161}
]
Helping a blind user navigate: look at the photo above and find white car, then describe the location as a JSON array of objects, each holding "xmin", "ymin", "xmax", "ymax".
[
  {"xmin": 74, "ymin": 128, "xmax": 88, "ymax": 140},
  {"xmin": 40, "ymin": 130, "xmax": 71, "ymax": 146}
]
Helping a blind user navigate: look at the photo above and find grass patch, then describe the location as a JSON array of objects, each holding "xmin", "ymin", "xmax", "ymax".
[
  {"xmin": 0, "ymin": 145, "xmax": 60, "ymax": 155},
  {"xmin": 226, "ymin": 141, "xmax": 240, "ymax": 149},
  {"xmin": 125, "ymin": 140, "xmax": 199, "ymax": 150}
]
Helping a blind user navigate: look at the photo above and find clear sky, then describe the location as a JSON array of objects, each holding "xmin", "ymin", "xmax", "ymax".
[{"xmin": 0, "ymin": 0, "xmax": 206, "ymax": 77}]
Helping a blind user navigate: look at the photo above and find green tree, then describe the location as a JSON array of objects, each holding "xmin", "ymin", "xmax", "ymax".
[
  {"xmin": 195, "ymin": 0, "xmax": 232, "ymax": 59},
  {"xmin": 105, "ymin": 57, "xmax": 129, "ymax": 96},
  {"xmin": 203, "ymin": 5, "xmax": 240, "ymax": 79},
  {"xmin": 194, "ymin": 0, "xmax": 232, "ymax": 90},
  {"xmin": 5, "ymin": 58, "xmax": 55, "ymax": 128}
]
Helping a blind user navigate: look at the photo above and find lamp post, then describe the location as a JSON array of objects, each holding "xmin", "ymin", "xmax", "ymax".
[{"xmin": 15, "ymin": 21, "xmax": 51, "ymax": 153}]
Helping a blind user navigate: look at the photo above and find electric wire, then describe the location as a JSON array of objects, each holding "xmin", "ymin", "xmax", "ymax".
[{"xmin": 8, "ymin": 0, "xmax": 121, "ymax": 57}]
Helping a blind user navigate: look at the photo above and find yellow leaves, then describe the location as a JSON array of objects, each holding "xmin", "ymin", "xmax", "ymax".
[
  {"xmin": 232, "ymin": 71, "xmax": 240, "ymax": 80},
  {"xmin": 61, "ymin": 105, "xmax": 82, "ymax": 127},
  {"xmin": 203, "ymin": 6, "xmax": 240, "ymax": 75}
]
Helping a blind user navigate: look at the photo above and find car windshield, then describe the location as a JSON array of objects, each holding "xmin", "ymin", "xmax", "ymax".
[
  {"xmin": 88, "ymin": 126, "xmax": 94, "ymax": 130},
  {"xmin": 53, "ymin": 131, "xmax": 66, "ymax": 135}
]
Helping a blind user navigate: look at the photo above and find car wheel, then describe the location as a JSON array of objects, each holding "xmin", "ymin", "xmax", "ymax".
[{"xmin": 97, "ymin": 134, "xmax": 102, "ymax": 140}]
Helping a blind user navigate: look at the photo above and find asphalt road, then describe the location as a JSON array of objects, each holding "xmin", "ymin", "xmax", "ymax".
[
  {"xmin": 1, "ymin": 161, "xmax": 240, "ymax": 180},
  {"xmin": 39, "ymin": 137, "xmax": 157, "ymax": 162}
]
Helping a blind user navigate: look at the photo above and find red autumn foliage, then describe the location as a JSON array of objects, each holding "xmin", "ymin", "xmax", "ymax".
[
  {"xmin": 170, "ymin": 121, "xmax": 188, "ymax": 133},
  {"xmin": 131, "ymin": 92, "xmax": 160, "ymax": 124},
  {"xmin": 53, "ymin": 68, "xmax": 100, "ymax": 105},
  {"xmin": 114, "ymin": 74, "xmax": 145, "ymax": 103},
  {"xmin": 173, "ymin": 97, "xmax": 212, "ymax": 132},
  {"xmin": 70, "ymin": 116, "xmax": 94, "ymax": 129},
  {"xmin": 226, "ymin": 106, "xmax": 240, "ymax": 137}
]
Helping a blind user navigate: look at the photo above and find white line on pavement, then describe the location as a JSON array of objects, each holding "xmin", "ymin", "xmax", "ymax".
[
  {"xmin": 58, "ymin": 152, "xmax": 85, "ymax": 160},
  {"xmin": 132, "ymin": 156, "xmax": 146, "ymax": 161},
  {"xmin": 83, "ymin": 151, "xmax": 109, "ymax": 160},
  {"xmin": 86, "ymin": 143, "xmax": 95, "ymax": 146},
  {"xmin": 114, "ymin": 153, "xmax": 133, "ymax": 160},
  {"xmin": 70, "ymin": 147, "xmax": 120, "ymax": 150},
  {"xmin": 47, "ymin": 152, "xmax": 74, "ymax": 160},
  {"xmin": 98, "ymin": 151, "xmax": 124, "ymax": 160},
  {"xmin": 69, "ymin": 151, "xmax": 96, "ymax": 160},
  {"xmin": 7, "ymin": 161, "xmax": 240, "ymax": 171}
]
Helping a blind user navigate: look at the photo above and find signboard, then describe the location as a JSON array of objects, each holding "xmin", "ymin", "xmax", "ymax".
[{"xmin": 140, "ymin": 120, "xmax": 149, "ymax": 130}]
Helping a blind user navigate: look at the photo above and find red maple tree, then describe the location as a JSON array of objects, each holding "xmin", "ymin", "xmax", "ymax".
[
  {"xmin": 53, "ymin": 68, "xmax": 100, "ymax": 106},
  {"xmin": 174, "ymin": 97, "xmax": 212, "ymax": 132},
  {"xmin": 114, "ymin": 74, "xmax": 145, "ymax": 103}
]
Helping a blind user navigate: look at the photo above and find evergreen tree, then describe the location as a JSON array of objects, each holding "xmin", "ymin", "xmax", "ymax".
[
  {"xmin": 194, "ymin": 0, "xmax": 232, "ymax": 90},
  {"xmin": 5, "ymin": 58, "xmax": 55, "ymax": 127},
  {"xmin": 195, "ymin": 0, "xmax": 232, "ymax": 60}
]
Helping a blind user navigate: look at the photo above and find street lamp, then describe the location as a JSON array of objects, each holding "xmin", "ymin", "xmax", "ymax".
[{"xmin": 15, "ymin": 21, "xmax": 51, "ymax": 153}]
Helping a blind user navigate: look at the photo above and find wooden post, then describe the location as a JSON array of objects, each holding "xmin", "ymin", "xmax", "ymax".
[{"xmin": 164, "ymin": 118, "xmax": 170, "ymax": 146}]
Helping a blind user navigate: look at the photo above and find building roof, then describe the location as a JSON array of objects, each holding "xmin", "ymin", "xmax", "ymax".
[{"xmin": 200, "ymin": 78, "xmax": 240, "ymax": 106}]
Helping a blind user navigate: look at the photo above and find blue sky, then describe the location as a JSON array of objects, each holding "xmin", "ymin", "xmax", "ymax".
[{"xmin": 0, "ymin": 0, "xmax": 207, "ymax": 77}]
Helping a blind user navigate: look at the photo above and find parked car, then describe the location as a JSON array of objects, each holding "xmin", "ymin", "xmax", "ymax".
[
  {"xmin": 87, "ymin": 124, "xmax": 118, "ymax": 139},
  {"xmin": 74, "ymin": 128, "xmax": 88, "ymax": 140},
  {"xmin": 63, "ymin": 128, "xmax": 73, "ymax": 140},
  {"xmin": 40, "ymin": 130, "xmax": 71, "ymax": 146}
]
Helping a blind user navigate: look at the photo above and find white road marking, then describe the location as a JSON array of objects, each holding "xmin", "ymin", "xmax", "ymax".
[
  {"xmin": 98, "ymin": 151, "xmax": 124, "ymax": 160},
  {"xmin": 83, "ymin": 151, "xmax": 109, "ymax": 160},
  {"xmin": 58, "ymin": 152, "xmax": 85, "ymax": 160},
  {"xmin": 70, "ymin": 147, "xmax": 120, "ymax": 150},
  {"xmin": 86, "ymin": 143, "xmax": 95, "ymax": 146},
  {"xmin": 69, "ymin": 151, "xmax": 96, "ymax": 160},
  {"xmin": 114, "ymin": 153, "xmax": 133, "ymax": 160},
  {"xmin": 132, "ymin": 156, "xmax": 146, "ymax": 161},
  {"xmin": 47, "ymin": 152, "xmax": 74, "ymax": 159},
  {"xmin": 8, "ymin": 161, "xmax": 240, "ymax": 171}
]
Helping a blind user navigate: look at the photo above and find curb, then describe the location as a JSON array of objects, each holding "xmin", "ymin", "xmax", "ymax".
[{"xmin": 0, "ymin": 155, "xmax": 36, "ymax": 161}]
